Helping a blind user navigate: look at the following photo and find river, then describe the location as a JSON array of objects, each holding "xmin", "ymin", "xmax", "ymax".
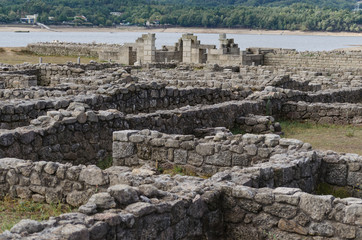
[{"xmin": 0, "ymin": 31, "xmax": 361, "ymax": 51}]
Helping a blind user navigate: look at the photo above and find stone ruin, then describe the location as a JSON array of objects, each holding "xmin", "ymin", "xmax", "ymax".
[
  {"xmin": 0, "ymin": 44, "xmax": 361, "ymax": 239},
  {"xmin": 27, "ymin": 33, "xmax": 264, "ymax": 66},
  {"xmin": 27, "ymin": 33, "xmax": 362, "ymax": 69}
]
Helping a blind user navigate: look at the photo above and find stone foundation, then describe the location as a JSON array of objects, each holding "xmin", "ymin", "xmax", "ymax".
[{"xmin": 0, "ymin": 58, "xmax": 361, "ymax": 239}]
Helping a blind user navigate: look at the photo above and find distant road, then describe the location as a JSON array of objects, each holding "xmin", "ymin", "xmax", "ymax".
[
  {"xmin": 0, "ymin": 24, "xmax": 361, "ymax": 37},
  {"xmin": 36, "ymin": 23, "xmax": 59, "ymax": 32}
]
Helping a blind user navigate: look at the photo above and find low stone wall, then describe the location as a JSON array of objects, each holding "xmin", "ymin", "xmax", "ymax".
[
  {"xmin": 155, "ymin": 50, "xmax": 182, "ymax": 63},
  {"xmin": 0, "ymin": 62, "xmax": 124, "ymax": 87},
  {"xmin": 320, "ymin": 152, "xmax": 362, "ymax": 198},
  {"xmin": 0, "ymin": 109, "xmax": 123, "ymax": 164},
  {"xmin": 268, "ymin": 75, "xmax": 321, "ymax": 92},
  {"xmin": 222, "ymin": 185, "xmax": 362, "ymax": 239},
  {"xmin": 264, "ymin": 87, "xmax": 362, "ymax": 105},
  {"xmin": 251, "ymin": 87, "xmax": 362, "ymax": 119},
  {"xmin": 0, "ymin": 100, "xmax": 265, "ymax": 164},
  {"xmin": 0, "ymin": 158, "xmax": 224, "ymax": 240},
  {"xmin": 0, "ymin": 74, "xmax": 37, "ymax": 89},
  {"xmin": 105, "ymin": 84, "xmax": 247, "ymax": 114},
  {"xmin": 215, "ymin": 150, "xmax": 362, "ymax": 239},
  {"xmin": 264, "ymin": 50, "xmax": 362, "ymax": 70},
  {"xmin": 112, "ymin": 130, "xmax": 308, "ymax": 176},
  {"xmin": 37, "ymin": 62, "xmax": 122, "ymax": 86},
  {"xmin": 207, "ymin": 54, "xmax": 243, "ymax": 66},
  {"xmin": 0, "ymin": 82, "xmax": 248, "ymax": 129},
  {"xmin": 0, "ymin": 158, "xmax": 109, "ymax": 206},
  {"xmin": 28, "ymin": 43, "xmax": 140, "ymax": 65},
  {"xmin": 98, "ymin": 46, "xmax": 135, "ymax": 65},
  {"xmin": 281, "ymin": 101, "xmax": 362, "ymax": 124},
  {"xmin": 1, "ymin": 148, "xmax": 361, "ymax": 239},
  {"xmin": 0, "ymin": 96, "xmax": 75, "ymax": 129},
  {"xmin": 27, "ymin": 42, "xmax": 103, "ymax": 58},
  {"xmin": 236, "ymin": 114, "xmax": 281, "ymax": 134}
]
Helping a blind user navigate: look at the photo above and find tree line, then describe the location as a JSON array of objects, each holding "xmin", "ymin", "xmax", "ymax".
[{"xmin": 0, "ymin": 0, "xmax": 361, "ymax": 32}]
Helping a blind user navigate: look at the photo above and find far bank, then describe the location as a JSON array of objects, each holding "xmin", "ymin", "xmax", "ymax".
[{"xmin": 0, "ymin": 24, "xmax": 361, "ymax": 37}]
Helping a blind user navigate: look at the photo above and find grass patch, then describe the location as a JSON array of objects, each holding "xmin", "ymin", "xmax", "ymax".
[
  {"xmin": 159, "ymin": 165, "xmax": 211, "ymax": 179},
  {"xmin": 280, "ymin": 120, "xmax": 362, "ymax": 155},
  {"xmin": 0, "ymin": 195, "xmax": 74, "ymax": 233},
  {"xmin": 96, "ymin": 156, "xmax": 113, "ymax": 170},
  {"xmin": 230, "ymin": 126, "xmax": 245, "ymax": 135},
  {"xmin": 315, "ymin": 182, "xmax": 353, "ymax": 198},
  {"xmin": 0, "ymin": 47, "xmax": 97, "ymax": 65},
  {"xmin": 11, "ymin": 48, "xmax": 35, "ymax": 55},
  {"xmin": 0, "ymin": 48, "xmax": 5, "ymax": 53}
]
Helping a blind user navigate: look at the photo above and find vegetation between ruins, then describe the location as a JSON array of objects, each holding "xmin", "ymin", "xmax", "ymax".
[
  {"xmin": 96, "ymin": 156, "xmax": 113, "ymax": 170},
  {"xmin": 0, "ymin": 196, "xmax": 73, "ymax": 233},
  {"xmin": 159, "ymin": 165, "xmax": 211, "ymax": 179},
  {"xmin": 281, "ymin": 121, "xmax": 362, "ymax": 155},
  {"xmin": 315, "ymin": 182, "xmax": 355, "ymax": 199}
]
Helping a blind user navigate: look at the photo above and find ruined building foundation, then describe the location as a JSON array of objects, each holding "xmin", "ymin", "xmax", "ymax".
[{"xmin": 0, "ymin": 38, "xmax": 361, "ymax": 239}]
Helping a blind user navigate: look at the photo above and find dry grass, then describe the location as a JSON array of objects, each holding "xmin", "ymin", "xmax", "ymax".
[
  {"xmin": 281, "ymin": 121, "xmax": 362, "ymax": 155},
  {"xmin": 0, "ymin": 195, "xmax": 73, "ymax": 233},
  {"xmin": 160, "ymin": 165, "xmax": 211, "ymax": 179},
  {"xmin": 0, "ymin": 47, "xmax": 97, "ymax": 65}
]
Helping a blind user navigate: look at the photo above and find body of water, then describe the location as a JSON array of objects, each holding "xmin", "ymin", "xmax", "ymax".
[{"xmin": 0, "ymin": 31, "xmax": 361, "ymax": 51}]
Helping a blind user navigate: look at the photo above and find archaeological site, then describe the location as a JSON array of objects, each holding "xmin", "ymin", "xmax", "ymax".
[{"xmin": 0, "ymin": 33, "xmax": 361, "ymax": 239}]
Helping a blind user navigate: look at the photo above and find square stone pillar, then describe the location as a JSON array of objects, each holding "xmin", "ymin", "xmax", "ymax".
[{"xmin": 143, "ymin": 33, "xmax": 156, "ymax": 63}]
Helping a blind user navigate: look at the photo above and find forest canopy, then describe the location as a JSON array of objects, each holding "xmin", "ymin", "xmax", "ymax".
[{"xmin": 0, "ymin": 0, "xmax": 361, "ymax": 32}]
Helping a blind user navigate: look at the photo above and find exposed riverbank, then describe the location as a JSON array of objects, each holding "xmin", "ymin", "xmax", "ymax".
[{"xmin": 0, "ymin": 25, "xmax": 361, "ymax": 37}]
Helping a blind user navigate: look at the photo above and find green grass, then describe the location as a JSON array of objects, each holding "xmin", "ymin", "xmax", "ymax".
[
  {"xmin": 0, "ymin": 196, "xmax": 73, "ymax": 233},
  {"xmin": 280, "ymin": 120, "xmax": 362, "ymax": 155},
  {"xmin": 11, "ymin": 48, "xmax": 34, "ymax": 55},
  {"xmin": 160, "ymin": 165, "xmax": 211, "ymax": 179},
  {"xmin": 230, "ymin": 126, "xmax": 245, "ymax": 135},
  {"xmin": 96, "ymin": 156, "xmax": 113, "ymax": 170},
  {"xmin": 315, "ymin": 182, "xmax": 353, "ymax": 198}
]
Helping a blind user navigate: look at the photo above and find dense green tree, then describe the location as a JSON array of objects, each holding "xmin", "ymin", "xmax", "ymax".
[{"xmin": 0, "ymin": 0, "xmax": 360, "ymax": 32}]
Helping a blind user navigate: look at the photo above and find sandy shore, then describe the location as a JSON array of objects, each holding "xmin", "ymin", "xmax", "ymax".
[{"xmin": 0, "ymin": 25, "xmax": 361, "ymax": 37}]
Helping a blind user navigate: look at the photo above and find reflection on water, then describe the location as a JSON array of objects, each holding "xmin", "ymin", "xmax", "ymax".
[{"xmin": 0, "ymin": 31, "xmax": 361, "ymax": 51}]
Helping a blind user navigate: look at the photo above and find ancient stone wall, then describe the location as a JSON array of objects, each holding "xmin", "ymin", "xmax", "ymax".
[
  {"xmin": 0, "ymin": 109, "xmax": 120, "ymax": 164},
  {"xmin": 155, "ymin": 50, "xmax": 182, "ymax": 63},
  {"xmin": 207, "ymin": 53, "xmax": 243, "ymax": 66},
  {"xmin": 98, "ymin": 46, "xmax": 136, "ymax": 65},
  {"xmin": 0, "ymin": 74, "xmax": 37, "ymax": 89},
  {"xmin": 27, "ymin": 42, "xmax": 107, "ymax": 58},
  {"xmin": 3, "ymin": 147, "xmax": 361, "ymax": 239},
  {"xmin": 0, "ymin": 158, "xmax": 109, "ymax": 206},
  {"xmin": 27, "ymin": 37, "xmax": 362, "ymax": 69},
  {"xmin": 0, "ymin": 100, "xmax": 265, "ymax": 164},
  {"xmin": 0, "ymin": 158, "xmax": 224, "ymax": 240},
  {"xmin": 37, "ymin": 62, "xmax": 122, "ymax": 86},
  {"xmin": 0, "ymin": 82, "xmax": 247, "ymax": 129},
  {"xmin": 1, "ymin": 59, "xmax": 362, "ymax": 239},
  {"xmin": 112, "ymin": 130, "xmax": 294, "ymax": 176},
  {"xmin": 320, "ymin": 152, "xmax": 362, "ymax": 198},
  {"xmin": 222, "ymin": 186, "xmax": 361, "ymax": 239},
  {"xmin": 264, "ymin": 50, "xmax": 362, "ymax": 69},
  {"xmin": 0, "ymin": 96, "xmax": 79, "ymax": 129},
  {"xmin": 281, "ymin": 101, "xmax": 362, "ymax": 125}
]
